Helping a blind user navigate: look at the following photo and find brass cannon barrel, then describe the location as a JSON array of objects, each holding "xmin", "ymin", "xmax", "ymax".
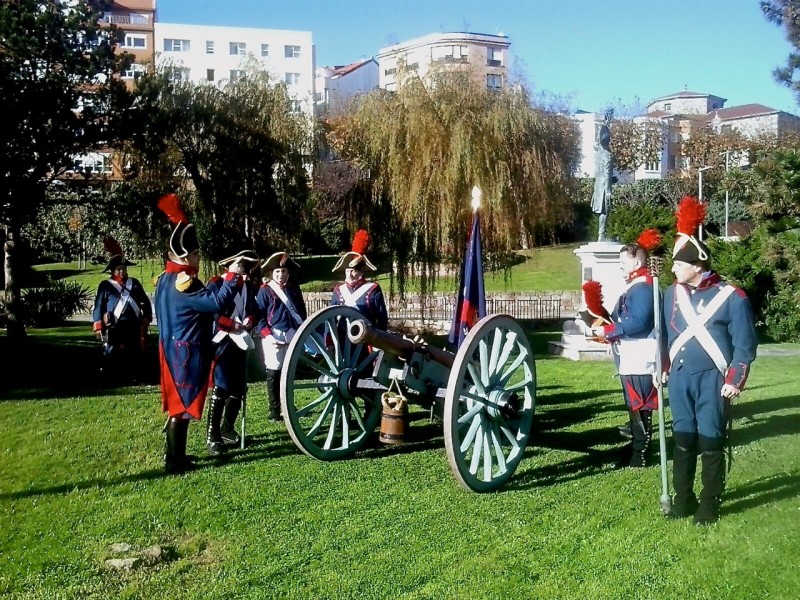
[{"xmin": 347, "ymin": 319, "xmax": 455, "ymax": 369}]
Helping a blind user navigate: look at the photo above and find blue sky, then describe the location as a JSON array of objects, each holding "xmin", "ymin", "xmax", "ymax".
[{"xmin": 157, "ymin": 0, "xmax": 798, "ymax": 114}]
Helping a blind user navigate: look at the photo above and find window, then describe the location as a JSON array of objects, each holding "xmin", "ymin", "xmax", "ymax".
[
  {"xmin": 168, "ymin": 67, "xmax": 190, "ymax": 82},
  {"xmin": 261, "ymin": 43, "xmax": 269, "ymax": 57},
  {"xmin": 384, "ymin": 67, "xmax": 397, "ymax": 75},
  {"xmin": 284, "ymin": 45, "xmax": 301, "ymax": 58},
  {"xmin": 432, "ymin": 44, "xmax": 468, "ymax": 63},
  {"xmin": 487, "ymin": 46, "xmax": 503, "ymax": 67},
  {"xmin": 230, "ymin": 69, "xmax": 245, "ymax": 82},
  {"xmin": 664, "ymin": 102, "xmax": 671, "ymax": 111},
  {"xmin": 122, "ymin": 63, "xmax": 146, "ymax": 79},
  {"xmin": 230, "ymin": 42, "xmax": 246, "ymax": 56},
  {"xmin": 669, "ymin": 155, "xmax": 676, "ymax": 169},
  {"xmin": 290, "ymin": 99, "xmax": 302, "ymax": 113},
  {"xmin": 122, "ymin": 34, "xmax": 146, "ymax": 49},
  {"xmin": 72, "ymin": 153, "xmax": 112, "ymax": 175},
  {"xmin": 206, "ymin": 69, "xmax": 215, "ymax": 82},
  {"xmin": 163, "ymin": 39, "xmax": 190, "ymax": 52},
  {"xmin": 206, "ymin": 40, "xmax": 214, "ymax": 54},
  {"xmin": 284, "ymin": 72, "xmax": 300, "ymax": 85},
  {"xmin": 486, "ymin": 73, "xmax": 503, "ymax": 90},
  {"xmin": 645, "ymin": 159, "xmax": 660, "ymax": 172}
]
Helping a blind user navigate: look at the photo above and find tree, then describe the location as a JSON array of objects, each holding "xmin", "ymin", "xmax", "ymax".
[
  {"xmin": 609, "ymin": 118, "xmax": 665, "ymax": 174},
  {"xmin": 0, "ymin": 0, "xmax": 132, "ymax": 336},
  {"xmin": 127, "ymin": 64, "xmax": 313, "ymax": 258},
  {"xmin": 327, "ymin": 68, "xmax": 581, "ymax": 293},
  {"xmin": 762, "ymin": 0, "xmax": 800, "ymax": 103}
]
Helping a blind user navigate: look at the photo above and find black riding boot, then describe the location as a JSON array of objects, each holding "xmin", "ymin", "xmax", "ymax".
[
  {"xmin": 628, "ymin": 409, "xmax": 652, "ymax": 468},
  {"xmin": 165, "ymin": 417, "xmax": 193, "ymax": 474},
  {"xmin": 695, "ymin": 436, "xmax": 726, "ymax": 526},
  {"xmin": 266, "ymin": 369, "xmax": 282, "ymax": 421},
  {"xmin": 667, "ymin": 431, "xmax": 699, "ymax": 519},
  {"xmin": 206, "ymin": 387, "xmax": 227, "ymax": 456},
  {"xmin": 221, "ymin": 395, "xmax": 243, "ymax": 446}
]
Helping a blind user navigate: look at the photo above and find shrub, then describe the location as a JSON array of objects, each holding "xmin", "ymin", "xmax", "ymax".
[{"xmin": 16, "ymin": 278, "xmax": 92, "ymax": 328}]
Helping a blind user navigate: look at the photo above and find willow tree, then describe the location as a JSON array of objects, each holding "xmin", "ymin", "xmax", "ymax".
[{"xmin": 328, "ymin": 68, "xmax": 580, "ymax": 292}]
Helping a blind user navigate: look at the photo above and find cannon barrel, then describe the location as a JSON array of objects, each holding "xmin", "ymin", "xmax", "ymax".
[{"xmin": 348, "ymin": 319, "xmax": 455, "ymax": 369}]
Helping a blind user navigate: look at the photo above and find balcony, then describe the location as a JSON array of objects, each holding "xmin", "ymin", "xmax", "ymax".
[
  {"xmin": 435, "ymin": 56, "xmax": 469, "ymax": 64},
  {"xmin": 487, "ymin": 59, "xmax": 502, "ymax": 67},
  {"xmin": 101, "ymin": 12, "xmax": 151, "ymax": 27}
]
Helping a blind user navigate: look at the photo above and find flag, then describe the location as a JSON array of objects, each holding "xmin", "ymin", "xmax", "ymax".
[{"xmin": 448, "ymin": 211, "xmax": 486, "ymax": 347}]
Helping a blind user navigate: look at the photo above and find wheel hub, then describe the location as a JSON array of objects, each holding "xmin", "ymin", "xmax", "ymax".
[{"xmin": 486, "ymin": 388, "xmax": 521, "ymax": 420}]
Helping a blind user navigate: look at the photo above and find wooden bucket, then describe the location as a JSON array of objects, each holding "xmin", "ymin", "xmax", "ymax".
[{"xmin": 379, "ymin": 392, "xmax": 408, "ymax": 445}]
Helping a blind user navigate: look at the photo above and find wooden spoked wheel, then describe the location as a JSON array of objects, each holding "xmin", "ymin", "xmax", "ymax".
[
  {"xmin": 444, "ymin": 314, "xmax": 536, "ymax": 492},
  {"xmin": 281, "ymin": 306, "xmax": 382, "ymax": 460}
]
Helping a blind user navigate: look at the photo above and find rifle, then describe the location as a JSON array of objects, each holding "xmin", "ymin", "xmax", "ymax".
[{"xmin": 653, "ymin": 276, "xmax": 672, "ymax": 515}]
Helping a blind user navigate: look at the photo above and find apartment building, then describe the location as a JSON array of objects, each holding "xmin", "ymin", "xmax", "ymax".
[
  {"xmin": 315, "ymin": 58, "xmax": 379, "ymax": 114},
  {"xmin": 376, "ymin": 32, "xmax": 510, "ymax": 91},
  {"xmin": 154, "ymin": 23, "xmax": 315, "ymax": 118},
  {"xmin": 575, "ymin": 90, "xmax": 800, "ymax": 182},
  {"xmin": 104, "ymin": 0, "xmax": 157, "ymax": 87}
]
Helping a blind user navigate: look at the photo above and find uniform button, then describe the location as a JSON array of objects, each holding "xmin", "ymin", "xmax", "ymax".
[
  {"xmin": 681, "ymin": 347, "xmax": 686, "ymax": 351},
  {"xmin": 679, "ymin": 359, "xmax": 684, "ymax": 364}
]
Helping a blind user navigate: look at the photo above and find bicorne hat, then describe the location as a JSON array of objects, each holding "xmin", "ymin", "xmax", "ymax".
[
  {"xmin": 158, "ymin": 193, "xmax": 199, "ymax": 259},
  {"xmin": 672, "ymin": 196, "xmax": 710, "ymax": 264},
  {"xmin": 102, "ymin": 237, "xmax": 135, "ymax": 273},
  {"xmin": 332, "ymin": 229, "xmax": 376, "ymax": 272},
  {"xmin": 262, "ymin": 251, "xmax": 299, "ymax": 273}
]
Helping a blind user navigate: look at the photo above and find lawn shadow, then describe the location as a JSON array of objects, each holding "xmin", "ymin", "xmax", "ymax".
[
  {"xmin": 734, "ymin": 393, "xmax": 800, "ymax": 420},
  {"xmin": 723, "ymin": 470, "xmax": 800, "ymax": 516}
]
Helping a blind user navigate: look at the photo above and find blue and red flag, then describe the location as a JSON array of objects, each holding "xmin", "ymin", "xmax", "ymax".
[{"xmin": 448, "ymin": 211, "xmax": 486, "ymax": 347}]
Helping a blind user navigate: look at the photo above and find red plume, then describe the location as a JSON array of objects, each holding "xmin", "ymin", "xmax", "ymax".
[
  {"xmin": 157, "ymin": 193, "xmax": 188, "ymax": 225},
  {"xmin": 352, "ymin": 229, "xmax": 371, "ymax": 254},
  {"xmin": 676, "ymin": 196, "xmax": 706, "ymax": 236},
  {"xmin": 102, "ymin": 236, "xmax": 123, "ymax": 257},
  {"xmin": 636, "ymin": 228, "xmax": 662, "ymax": 252},
  {"xmin": 582, "ymin": 280, "xmax": 610, "ymax": 320}
]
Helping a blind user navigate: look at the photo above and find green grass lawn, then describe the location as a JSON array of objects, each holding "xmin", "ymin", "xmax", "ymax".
[
  {"xmin": 33, "ymin": 245, "xmax": 581, "ymax": 298},
  {"xmin": 1, "ymin": 326, "xmax": 798, "ymax": 599}
]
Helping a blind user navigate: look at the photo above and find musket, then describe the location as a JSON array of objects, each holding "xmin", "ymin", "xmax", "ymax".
[{"xmin": 653, "ymin": 276, "xmax": 672, "ymax": 515}]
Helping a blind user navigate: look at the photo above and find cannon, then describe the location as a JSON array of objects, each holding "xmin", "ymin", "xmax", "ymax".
[{"xmin": 280, "ymin": 305, "xmax": 537, "ymax": 492}]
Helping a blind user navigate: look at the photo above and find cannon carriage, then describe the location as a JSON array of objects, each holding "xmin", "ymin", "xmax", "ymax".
[{"xmin": 280, "ymin": 305, "xmax": 537, "ymax": 492}]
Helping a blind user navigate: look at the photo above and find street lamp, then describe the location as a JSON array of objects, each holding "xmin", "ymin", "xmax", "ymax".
[
  {"xmin": 697, "ymin": 165, "xmax": 715, "ymax": 241},
  {"xmin": 723, "ymin": 150, "xmax": 731, "ymax": 238}
]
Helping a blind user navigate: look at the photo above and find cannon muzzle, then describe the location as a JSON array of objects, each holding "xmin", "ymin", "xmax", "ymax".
[{"xmin": 347, "ymin": 319, "xmax": 454, "ymax": 368}]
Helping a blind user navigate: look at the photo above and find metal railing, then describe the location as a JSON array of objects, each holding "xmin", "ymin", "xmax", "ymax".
[{"xmin": 305, "ymin": 294, "xmax": 561, "ymax": 321}]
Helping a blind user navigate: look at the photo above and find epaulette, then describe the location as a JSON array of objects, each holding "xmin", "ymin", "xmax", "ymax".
[
  {"xmin": 175, "ymin": 272, "xmax": 193, "ymax": 292},
  {"xmin": 153, "ymin": 272, "xmax": 165, "ymax": 287}
]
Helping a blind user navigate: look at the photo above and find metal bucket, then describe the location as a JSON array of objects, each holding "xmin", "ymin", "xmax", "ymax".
[{"xmin": 379, "ymin": 392, "xmax": 408, "ymax": 445}]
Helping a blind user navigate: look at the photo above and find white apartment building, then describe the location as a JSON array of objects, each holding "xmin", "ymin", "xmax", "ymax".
[
  {"xmin": 154, "ymin": 23, "xmax": 315, "ymax": 118},
  {"xmin": 314, "ymin": 58, "xmax": 379, "ymax": 114},
  {"xmin": 376, "ymin": 32, "xmax": 510, "ymax": 91}
]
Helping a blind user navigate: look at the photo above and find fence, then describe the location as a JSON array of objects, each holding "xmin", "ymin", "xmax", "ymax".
[{"xmin": 304, "ymin": 292, "xmax": 565, "ymax": 322}]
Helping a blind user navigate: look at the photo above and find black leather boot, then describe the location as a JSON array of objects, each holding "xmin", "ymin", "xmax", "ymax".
[
  {"xmin": 667, "ymin": 431, "xmax": 699, "ymax": 519},
  {"xmin": 221, "ymin": 396, "xmax": 242, "ymax": 446},
  {"xmin": 206, "ymin": 387, "xmax": 227, "ymax": 456},
  {"xmin": 266, "ymin": 369, "xmax": 282, "ymax": 421},
  {"xmin": 164, "ymin": 417, "xmax": 194, "ymax": 474},
  {"xmin": 628, "ymin": 409, "xmax": 652, "ymax": 468},
  {"xmin": 694, "ymin": 436, "xmax": 725, "ymax": 526}
]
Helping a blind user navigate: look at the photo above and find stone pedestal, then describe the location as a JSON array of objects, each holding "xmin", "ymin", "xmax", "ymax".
[{"xmin": 548, "ymin": 241, "xmax": 625, "ymax": 361}]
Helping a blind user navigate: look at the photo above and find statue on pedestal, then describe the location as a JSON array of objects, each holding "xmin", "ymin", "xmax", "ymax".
[{"xmin": 591, "ymin": 112, "xmax": 614, "ymax": 242}]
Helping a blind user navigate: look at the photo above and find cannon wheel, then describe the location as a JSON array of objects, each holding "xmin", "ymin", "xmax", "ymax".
[
  {"xmin": 444, "ymin": 314, "xmax": 536, "ymax": 492},
  {"xmin": 281, "ymin": 305, "xmax": 382, "ymax": 460}
]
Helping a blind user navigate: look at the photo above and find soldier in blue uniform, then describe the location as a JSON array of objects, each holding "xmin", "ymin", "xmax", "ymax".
[
  {"xmin": 330, "ymin": 230, "xmax": 388, "ymax": 331},
  {"xmin": 92, "ymin": 239, "xmax": 152, "ymax": 383},
  {"xmin": 154, "ymin": 194, "xmax": 243, "ymax": 474},
  {"xmin": 593, "ymin": 230, "xmax": 661, "ymax": 468},
  {"xmin": 662, "ymin": 196, "xmax": 757, "ymax": 525},
  {"xmin": 205, "ymin": 250, "xmax": 260, "ymax": 454},
  {"xmin": 256, "ymin": 252, "xmax": 307, "ymax": 422}
]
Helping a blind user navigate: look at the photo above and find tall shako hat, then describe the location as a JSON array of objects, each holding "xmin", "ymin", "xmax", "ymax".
[
  {"xmin": 262, "ymin": 251, "xmax": 299, "ymax": 273},
  {"xmin": 158, "ymin": 193, "xmax": 199, "ymax": 259},
  {"xmin": 332, "ymin": 229, "xmax": 376, "ymax": 272},
  {"xmin": 102, "ymin": 236, "xmax": 135, "ymax": 273},
  {"xmin": 219, "ymin": 250, "xmax": 260, "ymax": 269},
  {"xmin": 672, "ymin": 196, "xmax": 710, "ymax": 264}
]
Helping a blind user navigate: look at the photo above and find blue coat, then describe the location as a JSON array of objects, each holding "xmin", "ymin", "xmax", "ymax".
[
  {"xmin": 155, "ymin": 264, "xmax": 240, "ymax": 419},
  {"xmin": 330, "ymin": 281, "xmax": 388, "ymax": 330},
  {"xmin": 207, "ymin": 276, "xmax": 258, "ymax": 397},
  {"xmin": 255, "ymin": 281, "xmax": 307, "ymax": 339},
  {"xmin": 92, "ymin": 277, "xmax": 152, "ymax": 331}
]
